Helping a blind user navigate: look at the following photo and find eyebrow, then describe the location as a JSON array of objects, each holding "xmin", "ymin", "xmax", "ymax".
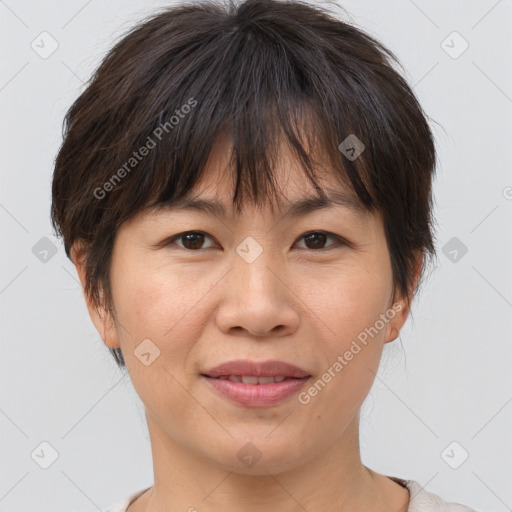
[{"xmin": 155, "ymin": 189, "xmax": 368, "ymax": 219}]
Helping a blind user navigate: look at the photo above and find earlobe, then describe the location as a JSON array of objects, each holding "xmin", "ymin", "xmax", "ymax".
[
  {"xmin": 384, "ymin": 249, "xmax": 423, "ymax": 344},
  {"xmin": 384, "ymin": 294, "xmax": 411, "ymax": 344},
  {"xmin": 384, "ymin": 326, "xmax": 400, "ymax": 343},
  {"xmin": 383, "ymin": 289, "xmax": 410, "ymax": 344},
  {"xmin": 94, "ymin": 308, "xmax": 121, "ymax": 349}
]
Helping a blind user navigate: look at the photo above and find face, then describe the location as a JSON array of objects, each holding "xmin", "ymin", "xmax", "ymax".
[{"xmin": 74, "ymin": 139, "xmax": 415, "ymax": 476}]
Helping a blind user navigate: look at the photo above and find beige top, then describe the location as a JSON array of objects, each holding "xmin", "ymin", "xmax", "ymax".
[{"xmin": 104, "ymin": 476, "xmax": 479, "ymax": 511}]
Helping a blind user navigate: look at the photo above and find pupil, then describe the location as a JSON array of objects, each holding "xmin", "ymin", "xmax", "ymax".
[
  {"xmin": 305, "ymin": 233, "xmax": 325, "ymax": 249},
  {"xmin": 184, "ymin": 232, "xmax": 203, "ymax": 250}
]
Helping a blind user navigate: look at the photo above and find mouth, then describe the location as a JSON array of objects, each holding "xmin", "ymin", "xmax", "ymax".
[
  {"xmin": 200, "ymin": 360, "xmax": 312, "ymax": 407},
  {"xmin": 207, "ymin": 375, "xmax": 302, "ymax": 384},
  {"xmin": 202, "ymin": 359, "xmax": 311, "ymax": 379}
]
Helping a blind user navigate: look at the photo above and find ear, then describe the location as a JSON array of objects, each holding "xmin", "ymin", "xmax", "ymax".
[
  {"xmin": 70, "ymin": 242, "xmax": 121, "ymax": 350},
  {"xmin": 384, "ymin": 249, "xmax": 423, "ymax": 343}
]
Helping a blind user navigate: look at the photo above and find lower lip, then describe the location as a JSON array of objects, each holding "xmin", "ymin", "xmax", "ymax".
[{"xmin": 202, "ymin": 376, "xmax": 311, "ymax": 407}]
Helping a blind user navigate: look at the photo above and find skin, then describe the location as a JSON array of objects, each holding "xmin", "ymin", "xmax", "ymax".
[{"xmin": 72, "ymin": 137, "xmax": 421, "ymax": 512}]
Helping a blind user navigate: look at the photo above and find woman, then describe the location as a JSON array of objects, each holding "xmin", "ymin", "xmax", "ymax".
[{"xmin": 51, "ymin": 0, "xmax": 478, "ymax": 510}]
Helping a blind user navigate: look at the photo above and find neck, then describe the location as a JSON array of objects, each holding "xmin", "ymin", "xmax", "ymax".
[{"xmin": 128, "ymin": 410, "xmax": 409, "ymax": 512}]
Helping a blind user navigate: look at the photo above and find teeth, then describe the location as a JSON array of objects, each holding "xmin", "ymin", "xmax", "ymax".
[
  {"xmin": 257, "ymin": 376, "xmax": 276, "ymax": 384},
  {"xmin": 241, "ymin": 376, "xmax": 259, "ymax": 384},
  {"xmin": 216, "ymin": 375, "xmax": 289, "ymax": 384}
]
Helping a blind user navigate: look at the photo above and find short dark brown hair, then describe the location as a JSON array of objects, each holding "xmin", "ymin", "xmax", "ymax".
[{"xmin": 51, "ymin": 0, "xmax": 438, "ymax": 369}]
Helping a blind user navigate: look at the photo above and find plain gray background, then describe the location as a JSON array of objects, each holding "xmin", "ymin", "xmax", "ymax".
[{"xmin": 1, "ymin": 0, "xmax": 511, "ymax": 511}]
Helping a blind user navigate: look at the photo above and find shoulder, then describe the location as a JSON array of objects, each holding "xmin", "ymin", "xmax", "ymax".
[
  {"xmin": 103, "ymin": 487, "xmax": 150, "ymax": 512},
  {"xmin": 390, "ymin": 477, "xmax": 479, "ymax": 512}
]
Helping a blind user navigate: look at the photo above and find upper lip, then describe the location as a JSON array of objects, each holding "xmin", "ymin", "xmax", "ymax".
[{"xmin": 202, "ymin": 359, "xmax": 311, "ymax": 379}]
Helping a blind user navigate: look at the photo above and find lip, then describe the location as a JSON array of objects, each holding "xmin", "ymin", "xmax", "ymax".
[
  {"xmin": 201, "ymin": 359, "xmax": 311, "ymax": 408},
  {"xmin": 202, "ymin": 359, "xmax": 311, "ymax": 379}
]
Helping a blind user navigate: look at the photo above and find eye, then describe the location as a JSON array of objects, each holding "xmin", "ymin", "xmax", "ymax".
[
  {"xmin": 166, "ymin": 231, "xmax": 217, "ymax": 251},
  {"xmin": 163, "ymin": 230, "xmax": 346, "ymax": 251},
  {"xmin": 294, "ymin": 231, "xmax": 345, "ymax": 250}
]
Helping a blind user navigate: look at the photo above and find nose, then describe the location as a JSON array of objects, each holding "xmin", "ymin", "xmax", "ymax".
[{"xmin": 214, "ymin": 247, "xmax": 300, "ymax": 338}]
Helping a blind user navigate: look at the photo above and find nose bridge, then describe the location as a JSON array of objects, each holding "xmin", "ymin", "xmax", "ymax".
[
  {"xmin": 233, "ymin": 234, "xmax": 281, "ymax": 296},
  {"xmin": 214, "ymin": 233, "xmax": 299, "ymax": 337}
]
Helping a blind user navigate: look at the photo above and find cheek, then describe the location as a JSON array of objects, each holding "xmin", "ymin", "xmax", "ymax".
[
  {"xmin": 109, "ymin": 264, "xmax": 211, "ymax": 418},
  {"xmin": 304, "ymin": 257, "xmax": 392, "ymax": 342},
  {"xmin": 302, "ymin": 260, "xmax": 392, "ymax": 408},
  {"xmin": 109, "ymin": 258, "xmax": 214, "ymax": 362}
]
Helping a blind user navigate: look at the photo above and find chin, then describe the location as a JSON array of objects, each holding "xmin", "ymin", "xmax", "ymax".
[{"xmin": 202, "ymin": 434, "xmax": 310, "ymax": 476}]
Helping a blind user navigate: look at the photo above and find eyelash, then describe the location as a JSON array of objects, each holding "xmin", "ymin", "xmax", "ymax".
[{"xmin": 163, "ymin": 230, "xmax": 348, "ymax": 252}]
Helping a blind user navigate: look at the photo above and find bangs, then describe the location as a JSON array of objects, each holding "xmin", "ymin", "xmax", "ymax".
[{"xmin": 84, "ymin": 9, "xmax": 382, "ymax": 237}]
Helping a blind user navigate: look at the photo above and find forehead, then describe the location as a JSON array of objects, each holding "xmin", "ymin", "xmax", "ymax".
[
  {"xmin": 152, "ymin": 134, "xmax": 370, "ymax": 219},
  {"xmin": 151, "ymin": 186, "xmax": 369, "ymax": 222}
]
